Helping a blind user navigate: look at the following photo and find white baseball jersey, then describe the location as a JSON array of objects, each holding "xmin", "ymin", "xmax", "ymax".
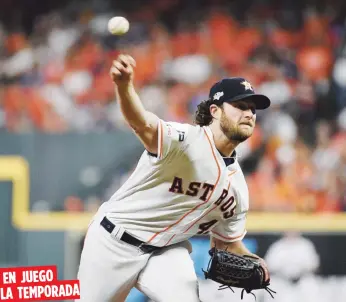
[{"xmin": 98, "ymin": 120, "xmax": 249, "ymax": 247}]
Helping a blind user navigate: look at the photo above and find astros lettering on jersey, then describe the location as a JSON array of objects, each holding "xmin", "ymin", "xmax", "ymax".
[{"xmin": 98, "ymin": 120, "xmax": 249, "ymax": 247}]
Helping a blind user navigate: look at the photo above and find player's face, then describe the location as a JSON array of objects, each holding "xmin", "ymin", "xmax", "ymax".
[{"xmin": 220, "ymin": 99, "xmax": 256, "ymax": 142}]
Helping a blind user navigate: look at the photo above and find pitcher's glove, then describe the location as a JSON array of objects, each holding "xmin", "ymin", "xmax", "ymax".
[{"xmin": 203, "ymin": 248, "xmax": 276, "ymax": 300}]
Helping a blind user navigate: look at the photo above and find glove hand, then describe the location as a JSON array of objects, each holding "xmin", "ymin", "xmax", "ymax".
[
  {"xmin": 204, "ymin": 248, "xmax": 276, "ymax": 299},
  {"xmin": 258, "ymin": 258, "xmax": 270, "ymax": 282},
  {"xmin": 243, "ymin": 254, "xmax": 270, "ymax": 283}
]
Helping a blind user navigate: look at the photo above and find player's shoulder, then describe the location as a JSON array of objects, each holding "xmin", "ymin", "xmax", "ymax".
[
  {"xmin": 163, "ymin": 121, "xmax": 202, "ymax": 141},
  {"xmin": 233, "ymin": 160, "xmax": 244, "ymax": 173},
  {"xmin": 233, "ymin": 160, "xmax": 247, "ymax": 183},
  {"xmin": 164, "ymin": 121, "xmax": 193, "ymax": 132}
]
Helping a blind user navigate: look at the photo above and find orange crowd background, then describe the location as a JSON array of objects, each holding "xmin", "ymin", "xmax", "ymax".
[{"xmin": 0, "ymin": 0, "xmax": 345, "ymax": 213}]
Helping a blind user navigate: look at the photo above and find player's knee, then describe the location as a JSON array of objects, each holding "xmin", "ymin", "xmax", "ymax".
[
  {"xmin": 140, "ymin": 279, "xmax": 200, "ymax": 302},
  {"xmin": 139, "ymin": 270, "xmax": 199, "ymax": 301}
]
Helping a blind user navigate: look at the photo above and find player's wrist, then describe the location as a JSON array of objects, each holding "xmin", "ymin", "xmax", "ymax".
[
  {"xmin": 116, "ymin": 81, "xmax": 134, "ymax": 90},
  {"xmin": 243, "ymin": 253, "xmax": 259, "ymax": 259}
]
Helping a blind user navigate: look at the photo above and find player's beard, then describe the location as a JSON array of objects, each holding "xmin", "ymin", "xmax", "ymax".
[{"xmin": 220, "ymin": 110, "xmax": 254, "ymax": 143}]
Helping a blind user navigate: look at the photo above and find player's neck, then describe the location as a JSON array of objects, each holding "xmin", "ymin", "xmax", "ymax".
[{"xmin": 209, "ymin": 124, "xmax": 239, "ymax": 157}]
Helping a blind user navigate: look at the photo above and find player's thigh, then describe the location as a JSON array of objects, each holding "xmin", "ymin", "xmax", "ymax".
[
  {"xmin": 137, "ymin": 242, "xmax": 200, "ymax": 302},
  {"xmin": 77, "ymin": 219, "xmax": 150, "ymax": 302}
]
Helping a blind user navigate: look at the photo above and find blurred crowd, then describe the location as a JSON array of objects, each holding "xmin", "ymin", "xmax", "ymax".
[{"xmin": 0, "ymin": 0, "xmax": 346, "ymax": 212}]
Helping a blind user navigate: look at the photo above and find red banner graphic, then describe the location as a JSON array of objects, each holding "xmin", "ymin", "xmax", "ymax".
[{"xmin": 0, "ymin": 266, "xmax": 80, "ymax": 301}]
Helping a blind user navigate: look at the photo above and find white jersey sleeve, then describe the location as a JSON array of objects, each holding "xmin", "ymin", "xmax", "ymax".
[
  {"xmin": 210, "ymin": 211, "xmax": 247, "ymax": 242},
  {"xmin": 157, "ymin": 119, "xmax": 189, "ymax": 160}
]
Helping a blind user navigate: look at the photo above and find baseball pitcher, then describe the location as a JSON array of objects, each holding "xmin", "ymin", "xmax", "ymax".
[{"xmin": 77, "ymin": 54, "xmax": 273, "ymax": 301}]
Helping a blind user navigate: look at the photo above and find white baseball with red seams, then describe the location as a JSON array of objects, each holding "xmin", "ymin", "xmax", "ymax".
[
  {"xmin": 77, "ymin": 120, "xmax": 249, "ymax": 301},
  {"xmin": 107, "ymin": 16, "xmax": 130, "ymax": 35}
]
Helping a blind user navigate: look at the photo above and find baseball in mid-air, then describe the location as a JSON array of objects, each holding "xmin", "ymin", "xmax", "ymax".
[{"xmin": 107, "ymin": 16, "xmax": 130, "ymax": 35}]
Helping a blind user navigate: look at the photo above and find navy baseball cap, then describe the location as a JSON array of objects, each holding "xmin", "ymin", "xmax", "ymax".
[{"xmin": 209, "ymin": 77, "xmax": 271, "ymax": 110}]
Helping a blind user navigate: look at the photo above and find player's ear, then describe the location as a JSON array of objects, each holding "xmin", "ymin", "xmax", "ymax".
[{"xmin": 210, "ymin": 104, "xmax": 222, "ymax": 120}]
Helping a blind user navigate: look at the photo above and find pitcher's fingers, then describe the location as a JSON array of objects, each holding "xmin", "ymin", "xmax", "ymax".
[
  {"xmin": 112, "ymin": 61, "xmax": 126, "ymax": 71},
  {"xmin": 109, "ymin": 67, "xmax": 121, "ymax": 79},
  {"xmin": 118, "ymin": 54, "xmax": 130, "ymax": 67},
  {"xmin": 126, "ymin": 55, "xmax": 136, "ymax": 67},
  {"xmin": 118, "ymin": 54, "xmax": 136, "ymax": 67},
  {"xmin": 263, "ymin": 267, "xmax": 269, "ymax": 281},
  {"xmin": 124, "ymin": 64, "xmax": 133, "ymax": 75},
  {"xmin": 259, "ymin": 259, "xmax": 270, "ymax": 281}
]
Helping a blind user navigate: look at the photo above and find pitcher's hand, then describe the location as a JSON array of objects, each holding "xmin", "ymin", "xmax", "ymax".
[{"xmin": 109, "ymin": 54, "xmax": 136, "ymax": 86}]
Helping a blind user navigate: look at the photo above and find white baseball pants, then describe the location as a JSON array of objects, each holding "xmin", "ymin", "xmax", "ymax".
[{"xmin": 77, "ymin": 216, "xmax": 200, "ymax": 302}]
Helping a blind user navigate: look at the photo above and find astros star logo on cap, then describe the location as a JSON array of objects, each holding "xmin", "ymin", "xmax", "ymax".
[
  {"xmin": 241, "ymin": 80, "xmax": 253, "ymax": 91},
  {"xmin": 213, "ymin": 91, "xmax": 224, "ymax": 101}
]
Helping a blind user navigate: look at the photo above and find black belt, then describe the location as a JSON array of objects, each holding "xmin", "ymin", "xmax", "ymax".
[{"xmin": 100, "ymin": 217, "xmax": 160, "ymax": 254}]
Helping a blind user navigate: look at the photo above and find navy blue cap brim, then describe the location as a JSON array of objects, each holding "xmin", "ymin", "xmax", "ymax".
[{"xmin": 223, "ymin": 93, "xmax": 271, "ymax": 110}]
